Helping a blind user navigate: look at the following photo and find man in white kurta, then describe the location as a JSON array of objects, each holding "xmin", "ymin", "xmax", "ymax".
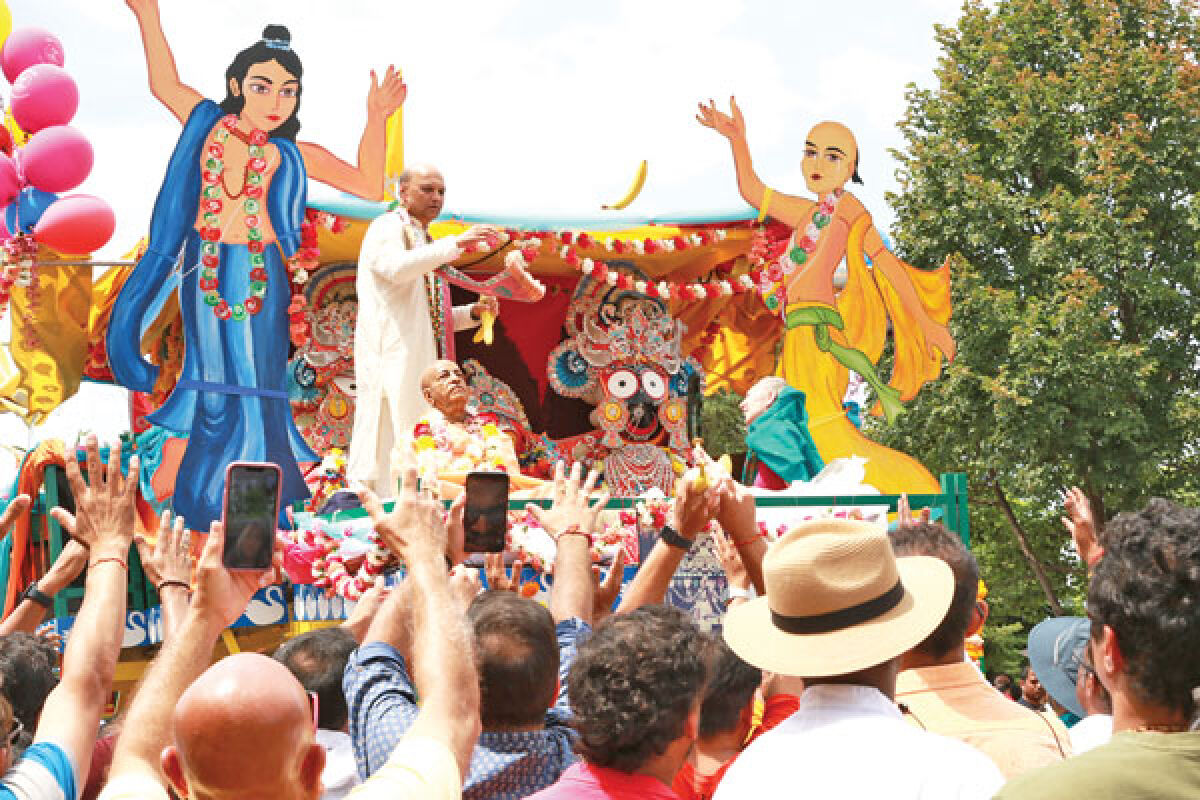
[{"xmin": 347, "ymin": 165, "xmax": 498, "ymax": 492}]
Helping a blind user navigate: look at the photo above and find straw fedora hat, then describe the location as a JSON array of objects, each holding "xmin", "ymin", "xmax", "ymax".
[{"xmin": 723, "ymin": 517, "xmax": 954, "ymax": 677}]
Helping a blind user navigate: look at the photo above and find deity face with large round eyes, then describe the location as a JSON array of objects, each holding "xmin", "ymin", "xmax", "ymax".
[
  {"xmin": 229, "ymin": 59, "xmax": 300, "ymax": 133},
  {"xmin": 802, "ymin": 121, "xmax": 858, "ymax": 196}
]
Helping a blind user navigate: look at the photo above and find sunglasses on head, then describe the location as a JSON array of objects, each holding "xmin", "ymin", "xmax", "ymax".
[{"xmin": 5, "ymin": 719, "xmax": 22, "ymax": 748}]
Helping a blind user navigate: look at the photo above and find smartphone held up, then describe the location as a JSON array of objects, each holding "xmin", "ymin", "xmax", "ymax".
[
  {"xmin": 222, "ymin": 461, "xmax": 282, "ymax": 570},
  {"xmin": 463, "ymin": 471, "xmax": 509, "ymax": 553}
]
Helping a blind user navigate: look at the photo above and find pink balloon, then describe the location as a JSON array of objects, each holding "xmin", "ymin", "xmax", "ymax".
[
  {"xmin": 21, "ymin": 126, "xmax": 92, "ymax": 193},
  {"xmin": 33, "ymin": 194, "xmax": 115, "ymax": 254},
  {"xmin": 11, "ymin": 64, "xmax": 78, "ymax": 134},
  {"xmin": 0, "ymin": 154, "xmax": 18, "ymax": 207},
  {"xmin": 1, "ymin": 28, "xmax": 66, "ymax": 85},
  {"xmin": 0, "ymin": 216, "xmax": 10, "ymax": 244}
]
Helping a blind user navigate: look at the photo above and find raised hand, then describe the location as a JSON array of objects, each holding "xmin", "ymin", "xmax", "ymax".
[
  {"xmin": 0, "ymin": 493, "xmax": 29, "ymax": 537},
  {"xmin": 190, "ymin": 520, "xmax": 280, "ymax": 632},
  {"xmin": 50, "ymin": 437, "xmax": 139, "ymax": 561},
  {"xmin": 448, "ymin": 565, "xmax": 482, "ymax": 612},
  {"xmin": 367, "ymin": 65, "xmax": 407, "ymax": 120},
  {"xmin": 896, "ymin": 493, "xmax": 931, "ymax": 529},
  {"xmin": 1062, "ymin": 487, "xmax": 1102, "ymax": 567},
  {"xmin": 591, "ymin": 548, "xmax": 626, "ymax": 622},
  {"xmin": 715, "ymin": 533, "xmax": 749, "ymax": 591},
  {"xmin": 484, "ymin": 552, "xmax": 524, "ymax": 593},
  {"xmin": 134, "ymin": 510, "xmax": 192, "ymax": 588},
  {"xmin": 696, "ymin": 96, "xmax": 746, "ymax": 140},
  {"xmin": 39, "ymin": 540, "xmax": 89, "ymax": 596},
  {"xmin": 359, "ymin": 465, "xmax": 447, "ymax": 562},
  {"xmin": 525, "ymin": 462, "xmax": 610, "ymax": 541},
  {"xmin": 457, "ymin": 224, "xmax": 504, "ymax": 251}
]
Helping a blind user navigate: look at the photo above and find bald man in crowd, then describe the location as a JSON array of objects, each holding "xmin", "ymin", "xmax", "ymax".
[
  {"xmin": 98, "ymin": 466, "xmax": 479, "ymax": 800},
  {"xmin": 347, "ymin": 164, "xmax": 501, "ymax": 494}
]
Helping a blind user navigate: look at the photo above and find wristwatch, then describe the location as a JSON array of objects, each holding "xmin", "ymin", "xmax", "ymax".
[
  {"xmin": 20, "ymin": 581, "xmax": 53, "ymax": 609},
  {"xmin": 658, "ymin": 525, "xmax": 694, "ymax": 552}
]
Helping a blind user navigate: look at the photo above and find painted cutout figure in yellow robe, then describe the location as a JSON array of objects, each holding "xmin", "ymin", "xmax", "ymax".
[{"xmin": 698, "ymin": 99, "xmax": 956, "ymax": 493}]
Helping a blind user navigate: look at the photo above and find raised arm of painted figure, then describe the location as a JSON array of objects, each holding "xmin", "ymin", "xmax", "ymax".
[{"xmin": 126, "ymin": 0, "xmax": 204, "ymax": 124}]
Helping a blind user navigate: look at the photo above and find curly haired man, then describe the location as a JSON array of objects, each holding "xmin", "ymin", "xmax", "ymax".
[
  {"xmin": 997, "ymin": 499, "xmax": 1200, "ymax": 799},
  {"xmin": 527, "ymin": 605, "xmax": 709, "ymax": 799}
]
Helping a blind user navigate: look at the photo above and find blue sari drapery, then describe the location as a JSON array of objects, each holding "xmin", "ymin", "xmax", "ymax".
[{"xmin": 108, "ymin": 100, "xmax": 315, "ymax": 530}]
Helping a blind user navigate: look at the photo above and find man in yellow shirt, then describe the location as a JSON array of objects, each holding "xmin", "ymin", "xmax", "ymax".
[{"xmin": 891, "ymin": 521, "xmax": 1071, "ymax": 778}]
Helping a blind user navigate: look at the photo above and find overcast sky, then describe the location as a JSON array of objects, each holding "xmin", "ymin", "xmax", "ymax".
[{"xmin": 0, "ymin": 0, "xmax": 966, "ymax": 482}]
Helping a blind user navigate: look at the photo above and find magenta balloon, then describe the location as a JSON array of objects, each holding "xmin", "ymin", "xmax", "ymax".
[
  {"xmin": 33, "ymin": 194, "xmax": 115, "ymax": 254},
  {"xmin": 11, "ymin": 64, "xmax": 79, "ymax": 134},
  {"xmin": 21, "ymin": 126, "xmax": 93, "ymax": 193},
  {"xmin": 1, "ymin": 28, "xmax": 66, "ymax": 85},
  {"xmin": 0, "ymin": 154, "xmax": 18, "ymax": 207}
]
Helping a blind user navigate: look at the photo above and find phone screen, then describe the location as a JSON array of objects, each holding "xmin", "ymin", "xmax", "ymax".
[
  {"xmin": 222, "ymin": 463, "xmax": 281, "ymax": 570},
  {"xmin": 463, "ymin": 472, "xmax": 509, "ymax": 553}
]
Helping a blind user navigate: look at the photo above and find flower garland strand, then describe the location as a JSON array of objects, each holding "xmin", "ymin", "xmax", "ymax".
[
  {"xmin": 284, "ymin": 208, "xmax": 349, "ymax": 348},
  {"xmin": 198, "ymin": 116, "xmax": 270, "ymax": 322},
  {"xmin": 759, "ymin": 189, "xmax": 842, "ymax": 314},
  {"xmin": 490, "ymin": 228, "xmax": 758, "ymax": 303}
]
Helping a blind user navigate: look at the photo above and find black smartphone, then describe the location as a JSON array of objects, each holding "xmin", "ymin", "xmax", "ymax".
[
  {"xmin": 463, "ymin": 471, "xmax": 509, "ymax": 553},
  {"xmin": 221, "ymin": 461, "xmax": 282, "ymax": 570}
]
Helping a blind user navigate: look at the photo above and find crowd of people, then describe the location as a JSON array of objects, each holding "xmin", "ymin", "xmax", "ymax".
[{"xmin": 0, "ymin": 437, "xmax": 1198, "ymax": 799}]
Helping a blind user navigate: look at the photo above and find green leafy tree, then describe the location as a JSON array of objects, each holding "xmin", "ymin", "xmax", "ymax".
[{"xmin": 875, "ymin": 0, "xmax": 1200, "ymax": 628}]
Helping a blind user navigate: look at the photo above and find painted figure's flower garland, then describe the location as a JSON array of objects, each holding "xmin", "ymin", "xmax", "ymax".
[
  {"xmin": 758, "ymin": 189, "xmax": 842, "ymax": 315},
  {"xmin": 198, "ymin": 116, "xmax": 270, "ymax": 322}
]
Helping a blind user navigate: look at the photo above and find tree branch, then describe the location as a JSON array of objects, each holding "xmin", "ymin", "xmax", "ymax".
[{"xmin": 988, "ymin": 475, "xmax": 1065, "ymax": 616}]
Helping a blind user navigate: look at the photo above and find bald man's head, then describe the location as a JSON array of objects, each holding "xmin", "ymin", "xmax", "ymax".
[
  {"xmin": 161, "ymin": 653, "xmax": 324, "ymax": 800},
  {"xmin": 421, "ymin": 360, "xmax": 470, "ymax": 420},
  {"xmin": 396, "ymin": 164, "xmax": 447, "ymax": 226}
]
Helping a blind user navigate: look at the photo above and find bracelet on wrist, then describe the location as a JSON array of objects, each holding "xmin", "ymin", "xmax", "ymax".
[
  {"xmin": 659, "ymin": 525, "xmax": 694, "ymax": 552},
  {"xmin": 156, "ymin": 579, "xmax": 191, "ymax": 595},
  {"xmin": 556, "ymin": 524, "xmax": 593, "ymax": 546},
  {"xmin": 19, "ymin": 581, "xmax": 53, "ymax": 609},
  {"xmin": 90, "ymin": 557, "xmax": 128, "ymax": 572}
]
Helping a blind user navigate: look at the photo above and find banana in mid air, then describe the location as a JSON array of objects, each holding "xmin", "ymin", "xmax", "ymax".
[{"xmin": 602, "ymin": 160, "xmax": 648, "ymax": 210}]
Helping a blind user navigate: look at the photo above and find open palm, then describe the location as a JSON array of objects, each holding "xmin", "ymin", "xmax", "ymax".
[
  {"xmin": 368, "ymin": 65, "xmax": 407, "ymax": 119},
  {"xmin": 696, "ymin": 97, "xmax": 746, "ymax": 140}
]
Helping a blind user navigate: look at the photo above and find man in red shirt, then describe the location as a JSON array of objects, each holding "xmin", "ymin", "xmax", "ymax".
[
  {"xmin": 673, "ymin": 639, "xmax": 802, "ymax": 800},
  {"xmin": 527, "ymin": 606, "xmax": 709, "ymax": 800}
]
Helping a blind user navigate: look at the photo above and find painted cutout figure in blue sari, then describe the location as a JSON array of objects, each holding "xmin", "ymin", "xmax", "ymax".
[{"xmin": 110, "ymin": 4, "xmax": 406, "ymax": 530}]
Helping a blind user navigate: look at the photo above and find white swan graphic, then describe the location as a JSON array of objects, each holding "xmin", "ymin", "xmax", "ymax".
[{"xmin": 244, "ymin": 586, "xmax": 286, "ymax": 626}]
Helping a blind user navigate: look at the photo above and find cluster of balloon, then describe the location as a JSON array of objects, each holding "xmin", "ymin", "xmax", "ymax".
[{"xmin": 0, "ymin": 9, "xmax": 115, "ymax": 262}]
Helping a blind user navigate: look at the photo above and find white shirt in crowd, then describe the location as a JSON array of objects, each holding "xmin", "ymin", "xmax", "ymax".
[
  {"xmin": 315, "ymin": 728, "xmax": 361, "ymax": 800},
  {"xmin": 1068, "ymin": 714, "xmax": 1113, "ymax": 755},
  {"xmin": 715, "ymin": 683, "xmax": 1005, "ymax": 800}
]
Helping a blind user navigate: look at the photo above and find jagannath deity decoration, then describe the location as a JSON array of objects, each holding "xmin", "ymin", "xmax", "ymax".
[{"xmin": 547, "ymin": 268, "xmax": 702, "ymax": 495}]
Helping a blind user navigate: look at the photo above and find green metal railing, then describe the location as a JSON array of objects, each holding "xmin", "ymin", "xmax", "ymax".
[
  {"xmin": 327, "ymin": 471, "xmax": 971, "ymax": 545},
  {"xmin": 14, "ymin": 469, "xmax": 969, "ymax": 617}
]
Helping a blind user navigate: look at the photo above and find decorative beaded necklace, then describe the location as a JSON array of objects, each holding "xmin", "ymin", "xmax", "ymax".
[
  {"xmin": 760, "ymin": 188, "xmax": 843, "ymax": 315},
  {"xmin": 198, "ymin": 115, "xmax": 270, "ymax": 322},
  {"xmin": 787, "ymin": 188, "xmax": 841, "ymax": 268}
]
